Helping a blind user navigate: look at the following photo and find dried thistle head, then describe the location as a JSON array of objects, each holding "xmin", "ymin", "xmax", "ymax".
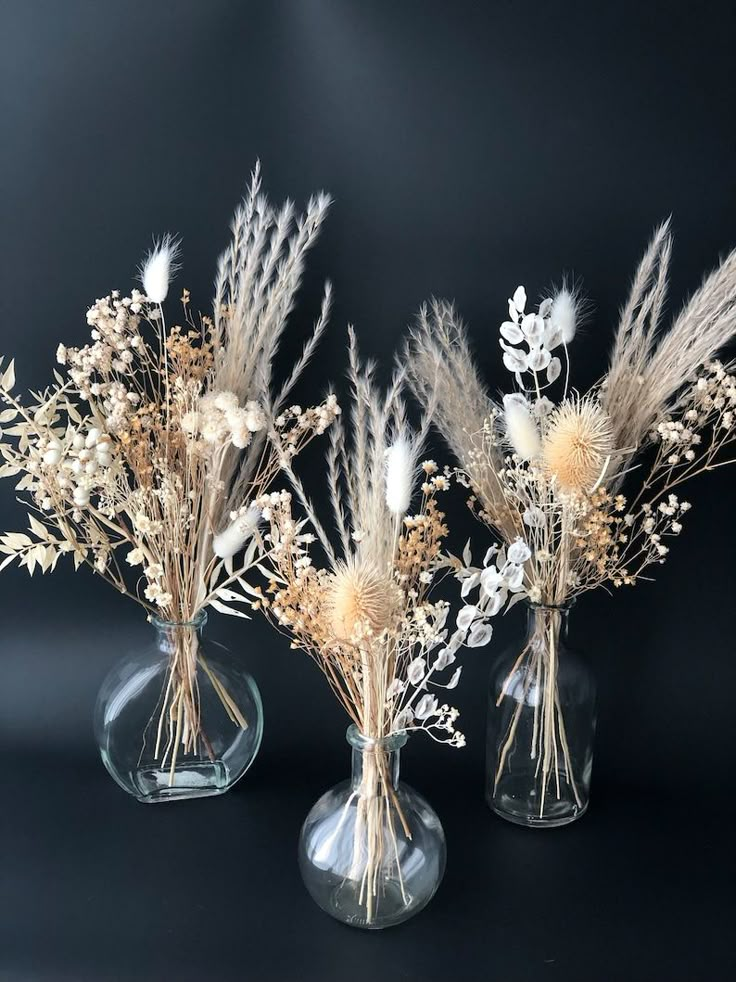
[
  {"xmin": 542, "ymin": 397, "xmax": 614, "ymax": 493},
  {"xmin": 325, "ymin": 557, "xmax": 397, "ymax": 641}
]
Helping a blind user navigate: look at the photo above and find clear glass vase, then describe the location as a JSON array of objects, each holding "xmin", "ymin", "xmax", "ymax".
[
  {"xmin": 94, "ymin": 612, "xmax": 263, "ymax": 803},
  {"xmin": 488, "ymin": 601, "xmax": 596, "ymax": 828},
  {"xmin": 298, "ymin": 725, "xmax": 446, "ymax": 929}
]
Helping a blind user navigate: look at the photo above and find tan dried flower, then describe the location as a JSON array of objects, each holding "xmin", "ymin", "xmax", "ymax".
[
  {"xmin": 325, "ymin": 558, "xmax": 396, "ymax": 640},
  {"xmin": 542, "ymin": 397, "xmax": 614, "ymax": 493}
]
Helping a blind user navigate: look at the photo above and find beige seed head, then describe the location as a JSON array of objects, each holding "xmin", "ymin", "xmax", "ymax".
[
  {"xmin": 542, "ymin": 397, "xmax": 614, "ymax": 493},
  {"xmin": 326, "ymin": 559, "xmax": 395, "ymax": 641}
]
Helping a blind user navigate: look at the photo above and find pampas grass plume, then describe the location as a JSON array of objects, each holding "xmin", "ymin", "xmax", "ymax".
[
  {"xmin": 140, "ymin": 234, "xmax": 181, "ymax": 304},
  {"xmin": 385, "ymin": 436, "xmax": 413, "ymax": 515},
  {"xmin": 503, "ymin": 396, "xmax": 541, "ymax": 460}
]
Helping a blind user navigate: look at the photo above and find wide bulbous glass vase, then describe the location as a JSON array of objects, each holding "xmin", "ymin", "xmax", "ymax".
[
  {"xmin": 298, "ymin": 726, "xmax": 446, "ymax": 929},
  {"xmin": 94, "ymin": 612, "xmax": 263, "ymax": 803},
  {"xmin": 488, "ymin": 602, "xmax": 595, "ymax": 828}
]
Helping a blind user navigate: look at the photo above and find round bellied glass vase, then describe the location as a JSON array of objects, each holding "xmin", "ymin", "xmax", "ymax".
[
  {"xmin": 298, "ymin": 725, "xmax": 446, "ymax": 929},
  {"xmin": 94, "ymin": 611, "xmax": 263, "ymax": 803},
  {"xmin": 487, "ymin": 600, "xmax": 596, "ymax": 828}
]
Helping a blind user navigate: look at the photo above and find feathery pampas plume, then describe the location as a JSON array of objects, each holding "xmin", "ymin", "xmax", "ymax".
[
  {"xmin": 404, "ymin": 300, "xmax": 519, "ymax": 542},
  {"xmin": 503, "ymin": 395, "xmax": 541, "ymax": 460},
  {"xmin": 211, "ymin": 163, "xmax": 333, "ymax": 524},
  {"xmin": 213, "ymin": 505, "xmax": 262, "ymax": 559},
  {"xmin": 384, "ymin": 436, "xmax": 414, "ymax": 515},
  {"xmin": 542, "ymin": 397, "xmax": 613, "ymax": 492},
  {"xmin": 139, "ymin": 234, "xmax": 181, "ymax": 304},
  {"xmin": 604, "ymin": 220, "xmax": 736, "ymax": 453}
]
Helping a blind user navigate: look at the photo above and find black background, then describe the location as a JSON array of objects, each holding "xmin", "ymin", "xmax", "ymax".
[{"xmin": 1, "ymin": 2, "xmax": 735, "ymax": 979}]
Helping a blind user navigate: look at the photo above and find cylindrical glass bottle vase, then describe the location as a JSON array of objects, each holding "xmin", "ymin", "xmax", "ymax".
[{"xmin": 488, "ymin": 601, "xmax": 595, "ymax": 827}]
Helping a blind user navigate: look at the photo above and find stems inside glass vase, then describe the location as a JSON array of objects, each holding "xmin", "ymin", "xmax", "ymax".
[
  {"xmin": 343, "ymin": 727, "xmax": 409, "ymax": 925},
  {"xmin": 148, "ymin": 612, "xmax": 248, "ymax": 785},
  {"xmin": 492, "ymin": 601, "xmax": 594, "ymax": 824}
]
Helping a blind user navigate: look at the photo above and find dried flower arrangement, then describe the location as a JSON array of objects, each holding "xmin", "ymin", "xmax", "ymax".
[
  {"xmin": 250, "ymin": 331, "xmax": 492, "ymax": 922},
  {"xmin": 0, "ymin": 165, "xmax": 340, "ymax": 783},
  {"xmin": 406, "ymin": 221, "xmax": 736, "ymax": 818},
  {"xmin": 256, "ymin": 331, "xmax": 466, "ymax": 745}
]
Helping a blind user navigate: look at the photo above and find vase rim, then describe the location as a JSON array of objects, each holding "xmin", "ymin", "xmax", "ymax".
[
  {"xmin": 150, "ymin": 610, "xmax": 208, "ymax": 630},
  {"xmin": 346, "ymin": 724, "xmax": 408, "ymax": 752},
  {"xmin": 526, "ymin": 598, "xmax": 576, "ymax": 613}
]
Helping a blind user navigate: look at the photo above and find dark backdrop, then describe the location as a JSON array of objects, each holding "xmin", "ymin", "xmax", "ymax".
[{"xmin": 0, "ymin": 2, "xmax": 734, "ymax": 980}]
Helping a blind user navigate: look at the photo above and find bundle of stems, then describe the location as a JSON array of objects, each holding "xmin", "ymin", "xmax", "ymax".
[
  {"xmin": 0, "ymin": 165, "xmax": 339, "ymax": 781},
  {"xmin": 406, "ymin": 223, "xmax": 736, "ymax": 813}
]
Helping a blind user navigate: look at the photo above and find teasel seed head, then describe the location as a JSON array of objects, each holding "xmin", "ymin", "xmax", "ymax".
[
  {"xmin": 326, "ymin": 558, "xmax": 396, "ymax": 641},
  {"xmin": 542, "ymin": 396, "xmax": 614, "ymax": 492}
]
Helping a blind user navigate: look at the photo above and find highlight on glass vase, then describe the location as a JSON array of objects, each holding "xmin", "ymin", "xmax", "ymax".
[
  {"xmin": 0, "ymin": 163, "xmax": 341, "ymax": 799},
  {"xmin": 252, "ymin": 338, "xmax": 477, "ymax": 927},
  {"xmin": 406, "ymin": 221, "xmax": 736, "ymax": 823}
]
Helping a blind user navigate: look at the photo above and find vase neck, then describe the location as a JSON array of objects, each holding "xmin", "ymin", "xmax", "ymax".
[
  {"xmin": 525, "ymin": 603, "xmax": 571, "ymax": 645},
  {"xmin": 152, "ymin": 611, "xmax": 207, "ymax": 656},
  {"xmin": 347, "ymin": 726, "xmax": 406, "ymax": 794}
]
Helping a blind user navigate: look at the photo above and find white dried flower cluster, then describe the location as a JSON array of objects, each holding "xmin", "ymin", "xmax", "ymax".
[
  {"xmin": 60, "ymin": 291, "xmax": 146, "ymax": 431},
  {"xmin": 181, "ymin": 391, "xmax": 266, "ymax": 450},
  {"xmin": 454, "ymin": 284, "xmax": 736, "ymax": 611},
  {"xmin": 273, "ymin": 394, "xmax": 342, "ymax": 458},
  {"xmin": 39, "ymin": 425, "xmax": 114, "ymax": 512},
  {"xmin": 651, "ymin": 361, "xmax": 736, "ymax": 470}
]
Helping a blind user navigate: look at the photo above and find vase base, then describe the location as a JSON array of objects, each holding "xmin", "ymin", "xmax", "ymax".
[
  {"xmin": 101, "ymin": 757, "xmax": 233, "ymax": 803},
  {"xmin": 306, "ymin": 874, "xmax": 427, "ymax": 930},
  {"xmin": 489, "ymin": 787, "xmax": 588, "ymax": 828},
  {"xmin": 135, "ymin": 760, "xmax": 231, "ymax": 802}
]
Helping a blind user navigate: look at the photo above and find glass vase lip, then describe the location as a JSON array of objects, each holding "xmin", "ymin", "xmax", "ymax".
[
  {"xmin": 525, "ymin": 598, "xmax": 576, "ymax": 613},
  {"xmin": 150, "ymin": 610, "xmax": 209, "ymax": 631},
  {"xmin": 346, "ymin": 724, "xmax": 408, "ymax": 752}
]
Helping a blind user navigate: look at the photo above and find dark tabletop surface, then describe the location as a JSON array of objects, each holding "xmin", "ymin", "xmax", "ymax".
[{"xmin": 1, "ymin": 741, "xmax": 731, "ymax": 982}]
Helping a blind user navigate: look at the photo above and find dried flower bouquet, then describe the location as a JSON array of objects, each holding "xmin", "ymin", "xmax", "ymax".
[
  {"xmin": 251, "ymin": 332, "xmax": 484, "ymax": 923},
  {"xmin": 0, "ymin": 165, "xmax": 340, "ymax": 786},
  {"xmin": 407, "ymin": 221, "xmax": 736, "ymax": 820}
]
